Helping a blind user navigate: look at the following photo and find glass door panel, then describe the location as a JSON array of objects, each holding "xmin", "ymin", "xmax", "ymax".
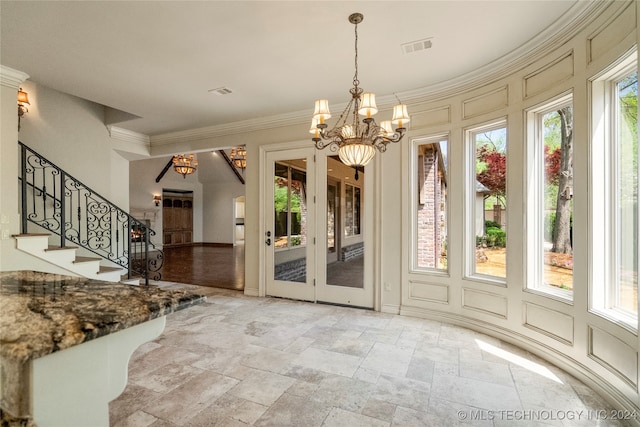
[
  {"xmin": 274, "ymin": 161, "xmax": 307, "ymax": 283},
  {"xmin": 265, "ymin": 148, "xmax": 315, "ymax": 302},
  {"xmin": 317, "ymin": 155, "xmax": 371, "ymax": 308},
  {"xmin": 327, "ymin": 182, "xmax": 338, "ymax": 264}
]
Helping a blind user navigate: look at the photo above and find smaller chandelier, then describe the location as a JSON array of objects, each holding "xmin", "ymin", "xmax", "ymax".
[
  {"xmin": 173, "ymin": 154, "xmax": 198, "ymax": 178},
  {"xmin": 230, "ymin": 145, "xmax": 247, "ymax": 171},
  {"xmin": 311, "ymin": 13, "xmax": 410, "ymax": 168}
]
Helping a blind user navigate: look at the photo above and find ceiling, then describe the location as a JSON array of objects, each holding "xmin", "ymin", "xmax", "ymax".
[{"xmin": 1, "ymin": 1, "xmax": 583, "ymax": 137}]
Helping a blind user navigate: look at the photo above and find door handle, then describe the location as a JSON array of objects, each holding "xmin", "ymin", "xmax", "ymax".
[{"xmin": 265, "ymin": 238, "xmax": 271, "ymax": 246}]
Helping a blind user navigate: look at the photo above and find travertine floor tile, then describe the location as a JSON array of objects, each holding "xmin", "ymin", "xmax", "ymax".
[
  {"xmin": 109, "ymin": 286, "xmax": 627, "ymax": 427},
  {"xmin": 322, "ymin": 407, "xmax": 390, "ymax": 427},
  {"xmin": 228, "ymin": 369, "xmax": 295, "ymax": 406}
]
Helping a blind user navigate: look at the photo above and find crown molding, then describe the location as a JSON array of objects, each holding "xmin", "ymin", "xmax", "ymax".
[
  {"xmin": 107, "ymin": 125, "xmax": 150, "ymax": 147},
  {"xmin": 149, "ymin": 0, "xmax": 611, "ymax": 147},
  {"xmin": 0, "ymin": 65, "xmax": 29, "ymax": 89},
  {"xmin": 398, "ymin": 0, "xmax": 611, "ymax": 105},
  {"xmin": 150, "ymin": 110, "xmax": 308, "ymax": 146}
]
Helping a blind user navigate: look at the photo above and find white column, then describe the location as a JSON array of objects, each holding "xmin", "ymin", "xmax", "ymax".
[{"xmin": 0, "ymin": 65, "xmax": 29, "ymax": 270}]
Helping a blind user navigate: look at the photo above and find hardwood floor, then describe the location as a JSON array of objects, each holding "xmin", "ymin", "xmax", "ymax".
[
  {"xmin": 159, "ymin": 244, "xmax": 245, "ymax": 290},
  {"xmin": 158, "ymin": 243, "xmax": 364, "ymax": 291}
]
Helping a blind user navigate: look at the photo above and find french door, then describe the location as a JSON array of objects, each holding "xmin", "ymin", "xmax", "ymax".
[
  {"xmin": 315, "ymin": 153, "xmax": 374, "ymax": 308},
  {"xmin": 265, "ymin": 148, "xmax": 316, "ymax": 301},
  {"xmin": 263, "ymin": 147, "xmax": 373, "ymax": 308}
]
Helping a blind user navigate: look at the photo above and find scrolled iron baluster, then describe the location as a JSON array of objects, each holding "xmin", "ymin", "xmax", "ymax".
[
  {"xmin": 18, "ymin": 143, "xmax": 163, "ymax": 280},
  {"xmin": 59, "ymin": 170, "xmax": 66, "ymax": 247}
]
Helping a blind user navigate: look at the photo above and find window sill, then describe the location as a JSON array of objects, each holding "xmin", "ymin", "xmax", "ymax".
[
  {"xmin": 463, "ymin": 274, "xmax": 507, "ymax": 288},
  {"xmin": 590, "ymin": 308, "xmax": 638, "ymax": 335},
  {"xmin": 524, "ymin": 286, "xmax": 574, "ymax": 305}
]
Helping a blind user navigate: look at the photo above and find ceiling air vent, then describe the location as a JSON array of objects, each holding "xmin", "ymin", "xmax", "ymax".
[
  {"xmin": 209, "ymin": 87, "xmax": 233, "ymax": 96},
  {"xmin": 402, "ymin": 38, "xmax": 433, "ymax": 55}
]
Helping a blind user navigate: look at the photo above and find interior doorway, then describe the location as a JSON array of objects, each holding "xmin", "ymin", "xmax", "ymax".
[{"xmin": 234, "ymin": 196, "xmax": 245, "ymax": 245}]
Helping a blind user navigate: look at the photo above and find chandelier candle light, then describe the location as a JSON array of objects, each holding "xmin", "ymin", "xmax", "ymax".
[
  {"xmin": 311, "ymin": 12, "xmax": 410, "ymax": 171},
  {"xmin": 173, "ymin": 154, "xmax": 198, "ymax": 178}
]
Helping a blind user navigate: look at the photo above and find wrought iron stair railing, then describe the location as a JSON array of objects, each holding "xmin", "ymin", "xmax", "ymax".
[{"xmin": 18, "ymin": 142, "xmax": 163, "ymax": 285}]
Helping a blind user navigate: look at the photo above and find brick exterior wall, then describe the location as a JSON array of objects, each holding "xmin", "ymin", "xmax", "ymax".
[{"xmin": 417, "ymin": 145, "xmax": 446, "ymax": 269}]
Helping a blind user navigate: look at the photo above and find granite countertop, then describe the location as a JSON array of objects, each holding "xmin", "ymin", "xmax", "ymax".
[{"xmin": 0, "ymin": 270, "xmax": 205, "ymax": 364}]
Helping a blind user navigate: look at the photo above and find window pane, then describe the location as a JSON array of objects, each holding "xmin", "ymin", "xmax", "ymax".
[
  {"xmin": 345, "ymin": 185, "xmax": 354, "ymax": 236},
  {"xmin": 274, "ymin": 163, "xmax": 289, "ymax": 248},
  {"xmin": 290, "ymin": 168, "xmax": 307, "ymax": 246},
  {"xmin": 274, "ymin": 161, "xmax": 307, "ymax": 283},
  {"xmin": 354, "ymin": 187, "xmax": 361, "ymax": 235},
  {"xmin": 474, "ymin": 127, "xmax": 507, "ymax": 279},
  {"xmin": 416, "ymin": 140, "xmax": 448, "ymax": 270},
  {"xmin": 616, "ymin": 72, "xmax": 638, "ymax": 314},
  {"xmin": 274, "ymin": 163, "xmax": 307, "ymax": 249},
  {"xmin": 542, "ymin": 107, "xmax": 574, "ymax": 292}
]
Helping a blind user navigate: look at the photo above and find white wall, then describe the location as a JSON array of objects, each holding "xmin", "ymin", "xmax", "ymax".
[
  {"xmin": 202, "ymin": 181, "xmax": 245, "ymax": 244},
  {"xmin": 0, "ymin": 75, "xmax": 139, "ymax": 272},
  {"xmin": 15, "ymin": 81, "xmax": 126, "ymax": 207}
]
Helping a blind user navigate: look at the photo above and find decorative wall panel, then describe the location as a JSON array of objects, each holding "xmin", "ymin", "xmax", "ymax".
[
  {"xmin": 523, "ymin": 51, "xmax": 574, "ymax": 99},
  {"xmin": 408, "ymin": 280, "xmax": 449, "ymax": 304},
  {"xmin": 410, "ymin": 105, "xmax": 451, "ymax": 129},
  {"xmin": 588, "ymin": 3, "xmax": 636, "ymax": 65},
  {"xmin": 462, "ymin": 87, "xmax": 508, "ymax": 120},
  {"xmin": 588, "ymin": 325, "xmax": 638, "ymax": 388},
  {"xmin": 523, "ymin": 302, "xmax": 574, "ymax": 345},
  {"xmin": 462, "ymin": 288, "xmax": 507, "ymax": 318}
]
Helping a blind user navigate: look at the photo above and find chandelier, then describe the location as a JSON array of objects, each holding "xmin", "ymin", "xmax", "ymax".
[
  {"xmin": 173, "ymin": 154, "xmax": 198, "ymax": 178},
  {"xmin": 230, "ymin": 145, "xmax": 247, "ymax": 171},
  {"xmin": 311, "ymin": 12, "xmax": 410, "ymax": 169}
]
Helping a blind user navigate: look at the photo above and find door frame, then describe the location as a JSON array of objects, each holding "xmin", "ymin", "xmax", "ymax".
[
  {"xmin": 258, "ymin": 141, "xmax": 380, "ymax": 310},
  {"xmin": 262, "ymin": 145, "xmax": 316, "ymax": 301}
]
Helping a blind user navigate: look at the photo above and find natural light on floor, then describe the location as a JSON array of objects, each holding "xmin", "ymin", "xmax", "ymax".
[{"xmin": 475, "ymin": 339, "xmax": 563, "ymax": 384}]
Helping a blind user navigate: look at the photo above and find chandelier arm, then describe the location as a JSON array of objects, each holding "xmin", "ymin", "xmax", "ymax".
[{"xmin": 314, "ymin": 139, "xmax": 341, "ymax": 153}]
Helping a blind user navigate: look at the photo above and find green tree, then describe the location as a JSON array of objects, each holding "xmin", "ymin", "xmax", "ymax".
[
  {"xmin": 552, "ymin": 106, "xmax": 573, "ymax": 254},
  {"xmin": 476, "ymin": 128, "xmax": 507, "ymax": 208}
]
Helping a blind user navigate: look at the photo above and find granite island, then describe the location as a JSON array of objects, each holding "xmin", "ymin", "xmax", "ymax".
[{"xmin": 0, "ymin": 270, "xmax": 205, "ymax": 427}]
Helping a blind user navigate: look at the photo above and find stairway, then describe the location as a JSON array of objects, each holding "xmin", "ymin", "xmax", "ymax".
[
  {"xmin": 13, "ymin": 233, "xmax": 138, "ymax": 284},
  {"xmin": 17, "ymin": 142, "xmax": 161, "ymax": 285}
]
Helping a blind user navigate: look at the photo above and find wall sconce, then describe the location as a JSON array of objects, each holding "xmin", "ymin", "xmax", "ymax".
[
  {"xmin": 153, "ymin": 195, "xmax": 161, "ymax": 206},
  {"xmin": 17, "ymin": 88, "xmax": 30, "ymax": 131}
]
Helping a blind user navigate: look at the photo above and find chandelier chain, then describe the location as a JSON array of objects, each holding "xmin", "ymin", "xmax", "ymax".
[{"xmin": 353, "ymin": 20, "xmax": 359, "ymax": 89}]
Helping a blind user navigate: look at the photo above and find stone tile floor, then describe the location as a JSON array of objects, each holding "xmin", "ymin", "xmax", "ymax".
[{"xmin": 110, "ymin": 284, "xmax": 631, "ymax": 426}]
